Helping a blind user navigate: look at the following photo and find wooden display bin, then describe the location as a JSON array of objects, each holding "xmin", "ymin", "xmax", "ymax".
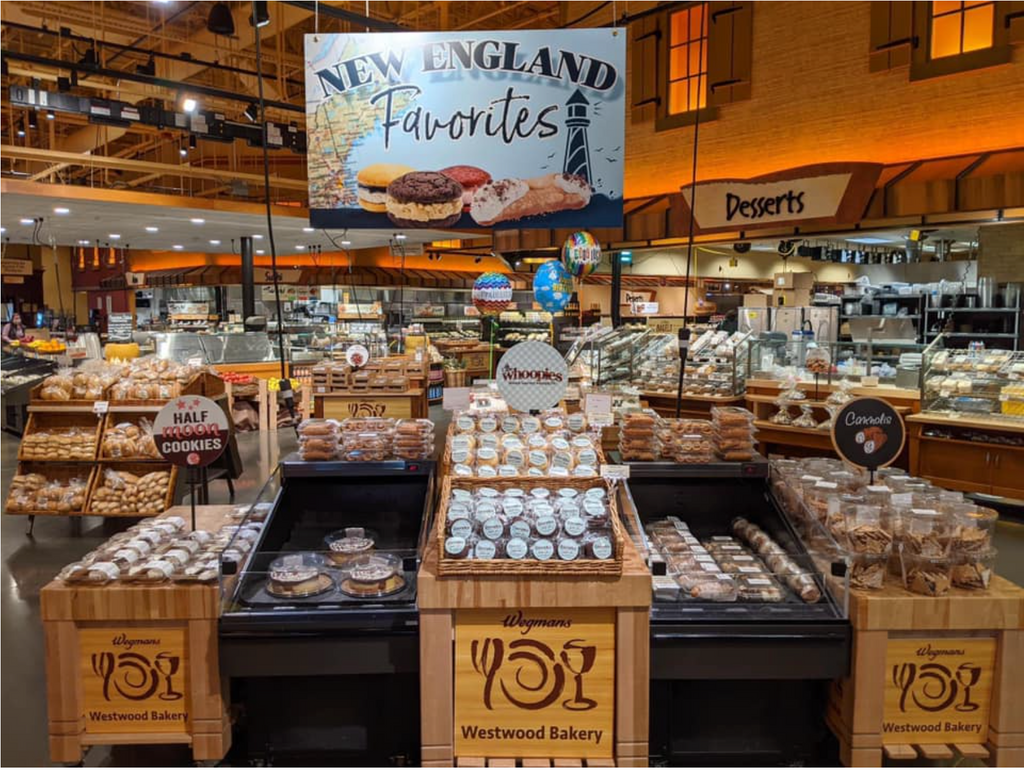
[
  {"xmin": 418, "ymin": 484, "xmax": 652, "ymax": 767},
  {"xmin": 41, "ymin": 505, "xmax": 233, "ymax": 764},
  {"xmin": 826, "ymin": 577, "xmax": 1024, "ymax": 767},
  {"xmin": 314, "ymin": 388, "xmax": 427, "ymax": 420},
  {"xmin": 18, "ymin": 410, "xmax": 103, "ymax": 462}
]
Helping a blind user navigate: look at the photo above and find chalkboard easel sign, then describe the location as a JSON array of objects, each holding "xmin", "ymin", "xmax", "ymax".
[
  {"xmin": 107, "ymin": 312, "xmax": 134, "ymax": 343},
  {"xmin": 830, "ymin": 397, "xmax": 906, "ymax": 479}
]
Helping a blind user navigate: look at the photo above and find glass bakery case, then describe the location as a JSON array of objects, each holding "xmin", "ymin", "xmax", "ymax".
[
  {"xmin": 619, "ymin": 462, "xmax": 850, "ymax": 765},
  {"xmin": 921, "ymin": 335, "xmax": 1024, "ymax": 420},
  {"xmin": 632, "ymin": 331, "xmax": 751, "ymax": 397},
  {"xmin": 218, "ymin": 457, "xmax": 435, "ymax": 763},
  {"xmin": 565, "ymin": 324, "xmax": 651, "ymax": 387},
  {"xmin": 748, "ymin": 337, "xmax": 925, "ymax": 389},
  {"xmin": 150, "ymin": 331, "xmax": 281, "ymax": 366}
]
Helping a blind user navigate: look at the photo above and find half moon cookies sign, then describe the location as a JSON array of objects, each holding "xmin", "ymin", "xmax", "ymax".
[
  {"xmin": 830, "ymin": 397, "xmax": 905, "ymax": 470},
  {"xmin": 154, "ymin": 395, "xmax": 230, "ymax": 468}
]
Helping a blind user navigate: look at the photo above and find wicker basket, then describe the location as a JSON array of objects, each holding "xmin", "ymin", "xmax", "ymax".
[
  {"xmin": 444, "ymin": 369, "xmax": 467, "ymax": 388},
  {"xmin": 4, "ymin": 462, "xmax": 97, "ymax": 516},
  {"xmin": 17, "ymin": 412, "xmax": 103, "ymax": 462},
  {"xmin": 435, "ymin": 475, "xmax": 624, "ymax": 577},
  {"xmin": 84, "ymin": 462, "xmax": 179, "ymax": 517}
]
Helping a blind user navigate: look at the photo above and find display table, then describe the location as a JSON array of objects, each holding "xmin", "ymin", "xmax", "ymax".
[
  {"xmin": 417, "ymin": 500, "xmax": 652, "ymax": 768},
  {"xmin": 826, "ymin": 577, "xmax": 1024, "ymax": 767},
  {"xmin": 314, "ymin": 388, "xmax": 427, "ymax": 420},
  {"xmin": 906, "ymin": 413, "xmax": 1024, "ymax": 498},
  {"xmin": 41, "ymin": 505, "xmax": 234, "ymax": 763},
  {"xmin": 745, "ymin": 380, "xmax": 920, "ymax": 460}
]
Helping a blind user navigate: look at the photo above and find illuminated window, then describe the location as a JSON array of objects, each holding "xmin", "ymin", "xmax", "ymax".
[
  {"xmin": 667, "ymin": 4, "xmax": 708, "ymax": 115},
  {"xmin": 930, "ymin": 0, "xmax": 994, "ymax": 59}
]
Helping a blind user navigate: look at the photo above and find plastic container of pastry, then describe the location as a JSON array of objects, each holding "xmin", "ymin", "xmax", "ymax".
[
  {"xmin": 951, "ymin": 548, "xmax": 996, "ymax": 590},
  {"xmin": 950, "ymin": 504, "xmax": 998, "ymax": 555},
  {"xmin": 848, "ymin": 553, "xmax": 888, "ymax": 590},
  {"xmin": 735, "ymin": 574, "xmax": 785, "ymax": 602},
  {"xmin": 901, "ymin": 553, "xmax": 952, "ymax": 596},
  {"xmin": 338, "ymin": 553, "xmax": 406, "ymax": 598},
  {"xmin": 324, "ymin": 527, "xmax": 376, "ymax": 566},
  {"xmin": 266, "ymin": 552, "xmax": 333, "ymax": 598},
  {"xmin": 677, "ymin": 571, "xmax": 738, "ymax": 602}
]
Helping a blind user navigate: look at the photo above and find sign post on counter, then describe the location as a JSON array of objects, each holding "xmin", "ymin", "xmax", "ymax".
[
  {"xmin": 830, "ymin": 397, "xmax": 906, "ymax": 483},
  {"xmin": 153, "ymin": 395, "xmax": 229, "ymax": 530}
]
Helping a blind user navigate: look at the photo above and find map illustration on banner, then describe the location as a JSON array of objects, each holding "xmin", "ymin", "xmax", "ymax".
[{"xmin": 305, "ymin": 31, "xmax": 625, "ymax": 230}]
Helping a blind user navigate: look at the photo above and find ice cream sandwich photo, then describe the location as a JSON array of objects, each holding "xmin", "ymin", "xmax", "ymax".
[{"xmin": 355, "ymin": 163, "xmax": 415, "ymax": 213}]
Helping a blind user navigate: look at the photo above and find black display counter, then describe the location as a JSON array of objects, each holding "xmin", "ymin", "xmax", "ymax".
[
  {"xmin": 621, "ymin": 458, "xmax": 851, "ymax": 766},
  {"xmin": 1, "ymin": 352, "xmax": 55, "ymax": 435},
  {"xmin": 219, "ymin": 456, "xmax": 434, "ymax": 764}
]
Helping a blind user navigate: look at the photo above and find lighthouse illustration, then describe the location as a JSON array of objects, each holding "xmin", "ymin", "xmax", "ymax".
[{"xmin": 562, "ymin": 89, "xmax": 592, "ymax": 185}]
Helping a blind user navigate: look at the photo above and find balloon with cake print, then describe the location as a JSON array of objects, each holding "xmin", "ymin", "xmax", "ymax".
[
  {"xmin": 561, "ymin": 230, "xmax": 602, "ymax": 279},
  {"xmin": 472, "ymin": 272, "xmax": 513, "ymax": 316},
  {"xmin": 532, "ymin": 260, "xmax": 573, "ymax": 313}
]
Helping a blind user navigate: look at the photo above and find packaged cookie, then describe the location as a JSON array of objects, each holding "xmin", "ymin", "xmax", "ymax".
[
  {"xmin": 902, "ymin": 554, "xmax": 951, "ymax": 597},
  {"xmin": 951, "ymin": 549, "xmax": 996, "ymax": 590},
  {"xmin": 849, "ymin": 553, "xmax": 888, "ymax": 590}
]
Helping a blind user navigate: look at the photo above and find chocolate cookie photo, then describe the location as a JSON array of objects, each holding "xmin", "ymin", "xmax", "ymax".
[{"xmin": 385, "ymin": 171, "xmax": 464, "ymax": 228}]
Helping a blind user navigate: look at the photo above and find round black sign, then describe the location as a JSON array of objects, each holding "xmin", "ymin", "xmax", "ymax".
[{"xmin": 830, "ymin": 397, "xmax": 906, "ymax": 470}]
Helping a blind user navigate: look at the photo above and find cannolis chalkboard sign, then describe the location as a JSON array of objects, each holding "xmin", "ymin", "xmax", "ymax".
[
  {"xmin": 304, "ymin": 31, "xmax": 625, "ymax": 230},
  {"xmin": 830, "ymin": 397, "xmax": 906, "ymax": 470}
]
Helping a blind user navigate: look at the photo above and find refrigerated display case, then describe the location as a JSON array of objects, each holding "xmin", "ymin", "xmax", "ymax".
[
  {"xmin": 219, "ymin": 457, "xmax": 435, "ymax": 763},
  {"xmin": 921, "ymin": 336, "xmax": 1024, "ymax": 420},
  {"xmin": 620, "ymin": 462, "xmax": 850, "ymax": 765},
  {"xmin": 1, "ymin": 352, "xmax": 56, "ymax": 434},
  {"xmin": 748, "ymin": 338, "xmax": 924, "ymax": 389}
]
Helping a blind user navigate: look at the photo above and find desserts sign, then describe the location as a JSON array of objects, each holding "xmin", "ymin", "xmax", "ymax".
[
  {"xmin": 455, "ymin": 608, "xmax": 615, "ymax": 758},
  {"xmin": 830, "ymin": 397, "xmax": 906, "ymax": 470},
  {"xmin": 304, "ymin": 31, "xmax": 625, "ymax": 230}
]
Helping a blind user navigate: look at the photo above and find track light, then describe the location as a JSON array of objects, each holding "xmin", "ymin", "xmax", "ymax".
[
  {"xmin": 78, "ymin": 48, "xmax": 98, "ymax": 68},
  {"xmin": 182, "ymin": 97, "xmax": 197, "ymax": 113},
  {"xmin": 207, "ymin": 2, "xmax": 235, "ymax": 35},
  {"xmin": 474, "ymin": 256, "xmax": 483, "ymax": 264},
  {"xmin": 243, "ymin": 102, "xmax": 259, "ymax": 122},
  {"xmin": 46, "ymin": 110, "xmax": 55, "ymax": 120},
  {"xmin": 28, "ymin": 110, "xmax": 38, "ymax": 129},
  {"xmin": 250, "ymin": 1, "xmax": 270, "ymax": 28},
  {"xmin": 189, "ymin": 135, "xmax": 197, "ymax": 150},
  {"xmin": 16, "ymin": 122, "xmax": 25, "ymax": 138},
  {"xmin": 57, "ymin": 76, "xmax": 71, "ymax": 92},
  {"xmin": 136, "ymin": 55, "xmax": 156, "ymax": 76}
]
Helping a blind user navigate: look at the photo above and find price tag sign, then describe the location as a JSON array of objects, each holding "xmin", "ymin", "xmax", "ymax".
[
  {"xmin": 443, "ymin": 387, "xmax": 471, "ymax": 411},
  {"xmin": 585, "ymin": 393, "xmax": 612, "ymax": 415},
  {"xmin": 187, "ymin": 356, "xmax": 204, "ymax": 367},
  {"xmin": 93, "ymin": 401, "xmax": 109, "ymax": 415},
  {"xmin": 600, "ymin": 464, "xmax": 631, "ymax": 481}
]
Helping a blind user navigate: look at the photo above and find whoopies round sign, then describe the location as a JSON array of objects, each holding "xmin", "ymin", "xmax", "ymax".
[
  {"xmin": 830, "ymin": 397, "xmax": 905, "ymax": 470},
  {"xmin": 496, "ymin": 340, "xmax": 568, "ymax": 413},
  {"xmin": 154, "ymin": 395, "xmax": 230, "ymax": 468}
]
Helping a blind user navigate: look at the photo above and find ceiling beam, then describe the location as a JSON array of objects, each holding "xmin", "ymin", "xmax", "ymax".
[{"xmin": 1, "ymin": 144, "xmax": 309, "ymax": 191}]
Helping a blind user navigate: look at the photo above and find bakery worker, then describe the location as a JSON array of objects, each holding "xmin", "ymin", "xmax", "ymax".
[
  {"xmin": 717, "ymin": 308, "xmax": 738, "ymax": 334},
  {"xmin": 2, "ymin": 312, "xmax": 26, "ymax": 344}
]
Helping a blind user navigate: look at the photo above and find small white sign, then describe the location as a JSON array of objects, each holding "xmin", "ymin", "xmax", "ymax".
[
  {"xmin": 93, "ymin": 401, "xmax": 109, "ymax": 415},
  {"xmin": 585, "ymin": 393, "xmax": 612, "ymax": 415},
  {"xmin": 600, "ymin": 464, "xmax": 631, "ymax": 481},
  {"xmin": 443, "ymin": 387, "xmax": 471, "ymax": 411},
  {"xmin": 345, "ymin": 344, "xmax": 370, "ymax": 368},
  {"xmin": 187, "ymin": 356, "xmax": 204, "ymax": 367}
]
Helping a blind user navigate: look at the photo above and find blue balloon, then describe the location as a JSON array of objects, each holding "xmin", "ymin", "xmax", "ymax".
[{"xmin": 533, "ymin": 260, "xmax": 574, "ymax": 313}]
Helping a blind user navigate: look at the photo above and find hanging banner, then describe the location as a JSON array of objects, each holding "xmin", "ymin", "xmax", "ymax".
[
  {"xmin": 305, "ymin": 30, "xmax": 625, "ymax": 230},
  {"xmin": 677, "ymin": 162, "xmax": 883, "ymax": 234}
]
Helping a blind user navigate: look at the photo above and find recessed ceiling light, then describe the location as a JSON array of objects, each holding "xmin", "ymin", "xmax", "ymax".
[
  {"xmin": 109, "ymin": 234, "xmax": 121, "ymax": 239},
  {"xmin": 53, "ymin": 207, "xmax": 70, "ymax": 214},
  {"xmin": 145, "ymin": 226, "xmax": 159, "ymax": 233},
  {"xmin": 0, "ymin": 227, "xmax": 5, "ymax": 234},
  {"xmin": 295, "ymin": 245, "xmax": 305, "ymax": 250},
  {"xmin": 172, "ymin": 244, "xmax": 184, "ymax": 250},
  {"xmin": 19, "ymin": 218, "xmax": 34, "ymax": 225},
  {"xmin": 256, "ymin": 249, "xmax": 265, "ymax": 254},
  {"xmin": 395, "ymin": 233, "xmax": 406, "ymax": 240},
  {"xmin": 302, "ymin": 227, "xmax": 314, "ymax": 233},
  {"xmin": 341, "ymin": 240, "xmax": 352, "ymax": 247},
  {"xmin": 209, "ymin": 239, "xmax": 221, "ymax": 245},
  {"xmin": 252, "ymin": 234, "xmax": 263, "ymax": 239},
  {"xmin": 846, "ymin": 237, "xmax": 894, "ymax": 245},
  {"xmin": 190, "ymin": 218, "xmax": 205, "ymax": 224},
  {"xmin": 78, "ymin": 239, "xmax": 90, "ymax": 245}
]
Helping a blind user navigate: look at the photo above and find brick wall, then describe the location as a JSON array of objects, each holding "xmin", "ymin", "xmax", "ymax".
[
  {"xmin": 624, "ymin": 1, "xmax": 1024, "ymax": 199},
  {"xmin": 978, "ymin": 224, "xmax": 1024, "ymax": 284}
]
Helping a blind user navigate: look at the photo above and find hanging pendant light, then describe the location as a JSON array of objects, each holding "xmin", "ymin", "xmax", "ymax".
[
  {"xmin": 108, "ymin": 246, "xmax": 117, "ymax": 267},
  {"xmin": 77, "ymin": 247, "xmax": 85, "ymax": 271},
  {"xmin": 206, "ymin": 2, "xmax": 235, "ymax": 35},
  {"xmin": 92, "ymin": 241, "xmax": 100, "ymax": 269}
]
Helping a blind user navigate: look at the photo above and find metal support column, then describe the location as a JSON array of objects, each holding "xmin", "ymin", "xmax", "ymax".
[
  {"xmin": 610, "ymin": 250, "xmax": 623, "ymax": 328},
  {"xmin": 240, "ymin": 236, "xmax": 255, "ymax": 320}
]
